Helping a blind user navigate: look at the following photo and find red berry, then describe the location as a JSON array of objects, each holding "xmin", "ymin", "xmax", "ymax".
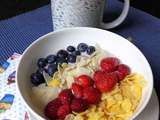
[
  {"xmin": 44, "ymin": 98, "xmax": 62, "ymax": 120},
  {"xmin": 117, "ymin": 64, "xmax": 131, "ymax": 80},
  {"xmin": 71, "ymin": 98, "xmax": 88, "ymax": 112},
  {"xmin": 58, "ymin": 89, "xmax": 73, "ymax": 105},
  {"xmin": 83, "ymin": 87, "xmax": 101, "ymax": 104},
  {"xmin": 75, "ymin": 75, "xmax": 93, "ymax": 88},
  {"xmin": 93, "ymin": 70, "xmax": 105, "ymax": 81},
  {"xmin": 71, "ymin": 83, "xmax": 83, "ymax": 98},
  {"xmin": 100, "ymin": 57, "xmax": 120, "ymax": 72},
  {"xmin": 95, "ymin": 73, "xmax": 118, "ymax": 92},
  {"xmin": 57, "ymin": 104, "xmax": 71, "ymax": 120}
]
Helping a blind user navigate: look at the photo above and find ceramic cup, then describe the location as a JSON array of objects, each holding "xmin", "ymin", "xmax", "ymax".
[{"xmin": 51, "ymin": 0, "xmax": 130, "ymax": 30}]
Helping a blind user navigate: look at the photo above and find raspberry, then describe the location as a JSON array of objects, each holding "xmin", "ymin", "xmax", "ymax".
[
  {"xmin": 75, "ymin": 75, "xmax": 93, "ymax": 88},
  {"xmin": 57, "ymin": 104, "xmax": 71, "ymax": 120},
  {"xmin": 100, "ymin": 57, "xmax": 120, "ymax": 72},
  {"xmin": 83, "ymin": 87, "xmax": 101, "ymax": 104},
  {"xmin": 93, "ymin": 70, "xmax": 104, "ymax": 81},
  {"xmin": 58, "ymin": 89, "xmax": 73, "ymax": 105},
  {"xmin": 44, "ymin": 98, "xmax": 61, "ymax": 120},
  {"xmin": 71, "ymin": 98, "xmax": 88, "ymax": 112},
  {"xmin": 117, "ymin": 64, "xmax": 131, "ymax": 80},
  {"xmin": 95, "ymin": 73, "xmax": 118, "ymax": 92},
  {"xmin": 71, "ymin": 83, "xmax": 83, "ymax": 98}
]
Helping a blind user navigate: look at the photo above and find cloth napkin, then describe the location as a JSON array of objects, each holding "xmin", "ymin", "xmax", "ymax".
[{"xmin": 0, "ymin": 53, "xmax": 30, "ymax": 120}]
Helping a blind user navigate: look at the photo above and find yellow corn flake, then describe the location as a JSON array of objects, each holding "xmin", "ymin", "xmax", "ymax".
[
  {"xmin": 121, "ymin": 99, "xmax": 132, "ymax": 112},
  {"xmin": 120, "ymin": 85, "xmax": 132, "ymax": 99},
  {"xmin": 106, "ymin": 97, "xmax": 116, "ymax": 109},
  {"xmin": 131, "ymin": 84, "xmax": 142, "ymax": 101},
  {"xmin": 116, "ymin": 118, "xmax": 123, "ymax": 120},
  {"xmin": 108, "ymin": 102, "xmax": 122, "ymax": 114},
  {"xmin": 114, "ymin": 94, "xmax": 123, "ymax": 101},
  {"xmin": 108, "ymin": 116, "xmax": 116, "ymax": 120},
  {"xmin": 48, "ymin": 79, "xmax": 61, "ymax": 87},
  {"xmin": 116, "ymin": 111, "xmax": 133, "ymax": 119},
  {"xmin": 87, "ymin": 110, "xmax": 104, "ymax": 120}
]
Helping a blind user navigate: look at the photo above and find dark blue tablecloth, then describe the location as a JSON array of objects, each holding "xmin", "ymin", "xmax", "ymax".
[{"xmin": 0, "ymin": 1, "xmax": 160, "ymax": 99}]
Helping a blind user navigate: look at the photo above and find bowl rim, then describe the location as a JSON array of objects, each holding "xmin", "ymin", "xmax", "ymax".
[{"xmin": 16, "ymin": 27, "xmax": 153, "ymax": 120}]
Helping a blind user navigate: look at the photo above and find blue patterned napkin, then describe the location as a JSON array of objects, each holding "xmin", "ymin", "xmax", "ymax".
[{"xmin": 0, "ymin": 53, "xmax": 30, "ymax": 120}]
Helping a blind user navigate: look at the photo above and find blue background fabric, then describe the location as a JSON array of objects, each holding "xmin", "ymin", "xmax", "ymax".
[{"xmin": 0, "ymin": 1, "xmax": 160, "ymax": 99}]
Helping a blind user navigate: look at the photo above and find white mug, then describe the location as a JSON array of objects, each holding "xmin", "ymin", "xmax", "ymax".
[{"xmin": 51, "ymin": 0, "xmax": 130, "ymax": 30}]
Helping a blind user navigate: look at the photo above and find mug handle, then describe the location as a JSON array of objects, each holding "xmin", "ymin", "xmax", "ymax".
[{"xmin": 100, "ymin": 0, "xmax": 130, "ymax": 29}]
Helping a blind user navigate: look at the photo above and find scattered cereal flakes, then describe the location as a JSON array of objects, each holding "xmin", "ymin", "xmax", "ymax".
[
  {"xmin": 121, "ymin": 99, "xmax": 132, "ymax": 112},
  {"xmin": 114, "ymin": 94, "xmax": 123, "ymax": 101},
  {"xmin": 106, "ymin": 97, "xmax": 116, "ymax": 109}
]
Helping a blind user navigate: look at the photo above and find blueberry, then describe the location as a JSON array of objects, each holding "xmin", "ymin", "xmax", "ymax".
[
  {"xmin": 67, "ymin": 54, "xmax": 76, "ymax": 63},
  {"xmin": 36, "ymin": 68, "xmax": 44, "ymax": 74},
  {"xmin": 46, "ymin": 55, "xmax": 56, "ymax": 64},
  {"xmin": 67, "ymin": 46, "xmax": 76, "ymax": 52},
  {"xmin": 47, "ymin": 63, "xmax": 57, "ymax": 76},
  {"xmin": 77, "ymin": 43, "xmax": 88, "ymax": 52},
  {"xmin": 87, "ymin": 46, "xmax": 96, "ymax": 55},
  {"xmin": 56, "ymin": 57, "xmax": 67, "ymax": 65},
  {"xmin": 31, "ymin": 73, "xmax": 45, "ymax": 86},
  {"xmin": 37, "ymin": 58, "xmax": 47, "ymax": 68},
  {"xmin": 57, "ymin": 50, "xmax": 68, "ymax": 59},
  {"xmin": 72, "ymin": 50, "xmax": 81, "ymax": 56}
]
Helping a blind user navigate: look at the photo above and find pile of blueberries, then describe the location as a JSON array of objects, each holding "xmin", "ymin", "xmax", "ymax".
[{"xmin": 30, "ymin": 43, "xmax": 96, "ymax": 86}]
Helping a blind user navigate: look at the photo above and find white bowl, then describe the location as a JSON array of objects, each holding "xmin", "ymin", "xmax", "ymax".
[{"xmin": 16, "ymin": 27, "xmax": 153, "ymax": 120}]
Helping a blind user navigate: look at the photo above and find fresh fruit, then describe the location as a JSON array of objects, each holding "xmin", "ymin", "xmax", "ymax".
[
  {"xmin": 100, "ymin": 57, "xmax": 120, "ymax": 72},
  {"xmin": 57, "ymin": 104, "xmax": 71, "ymax": 120},
  {"xmin": 30, "ymin": 72, "xmax": 45, "ymax": 86},
  {"xmin": 45, "ymin": 98, "xmax": 62, "ymax": 120},
  {"xmin": 37, "ymin": 58, "xmax": 47, "ymax": 68},
  {"xmin": 117, "ymin": 64, "xmax": 131, "ymax": 80},
  {"xmin": 57, "ymin": 50, "xmax": 68, "ymax": 59},
  {"xmin": 72, "ymin": 50, "xmax": 81, "ymax": 56},
  {"xmin": 87, "ymin": 46, "xmax": 95, "ymax": 55},
  {"xmin": 46, "ymin": 55, "xmax": 57, "ymax": 64},
  {"xmin": 75, "ymin": 75, "xmax": 93, "ymax": 88},
  {"xmin": 58, "ymin": 89, "xmax": 73, "ymax": 105},
  {"xmin": 71, "ymin": 83, "xmax": 83, "ymax": 98},
  {"xmin": 71, "ymin": 98, "xmax": 88, "ymax": 112},
  {"xmin": 93, "ymin": 70, "xmax": 104, "ymax": 81},
  {"xmin": 47, "ymin": 63, "xmax": 57, "ymax": 76},
  {"xmin": 95, "ymin": 73, "xmax": 118, "ymax": 92},
  {"xmin": 56, "ymin": 57, "xmax": 67, "ymax": 65},
  {"xmin": 67, "ymin": 54, "xmax": 76, "ymax": 63},
  {"xmin": 77, "ymin": 43, "xmax": 88, "ymax": 52},
  {"xmin": 83, "ymin": 87, "xmax": 101, "ymax": 104},
  {"xmin": 36, "ymin": 68, "xmax": 44, "ymax": 74},
  {"xmin": 67, "ymin": 46, "xmax": 76, "ymax": 52}
]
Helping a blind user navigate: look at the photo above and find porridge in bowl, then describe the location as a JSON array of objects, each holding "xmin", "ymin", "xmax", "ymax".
[{"xmin": 30, "ymin": 43, "xmax": 146, "ymax": 120}]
